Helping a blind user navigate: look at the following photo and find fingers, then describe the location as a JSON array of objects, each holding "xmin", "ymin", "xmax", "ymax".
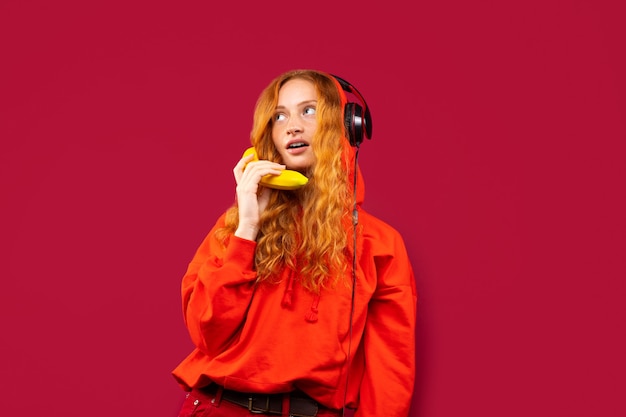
[
  {"xmin": 233, "ymin": 153, "xmax": 256, "ymax": 184},
  {"xmin": 235, "ymin": 157, "xmax": 285, "ymax": 189}
]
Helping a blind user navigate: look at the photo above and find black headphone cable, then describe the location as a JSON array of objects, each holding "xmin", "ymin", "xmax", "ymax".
[{"xmin": 342, "ymin": 142, "xmax": 360, "ymax": 417}]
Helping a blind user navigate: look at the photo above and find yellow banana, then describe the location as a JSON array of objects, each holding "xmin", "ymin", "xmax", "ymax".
[{"xmin": 242, "ymin": 147, "xmax": 309, "ymax": 190}]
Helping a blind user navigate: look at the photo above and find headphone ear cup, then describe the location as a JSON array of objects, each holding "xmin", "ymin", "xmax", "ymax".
[
  {"xmin": 344, "ymin": 102, "xmax": 355, "ymax": 146},
  {"xmin": 344, "ymin": 102, "xmax": 364, "ymax": 147},
  {"xmin": 331, "ymin": 73, "xmax": 371, "ymax": 146}
]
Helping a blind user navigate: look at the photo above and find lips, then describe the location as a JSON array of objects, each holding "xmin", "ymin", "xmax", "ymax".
[{"xmin": 286, "ymin": 140, "xmax": 309, "ymax": 149}]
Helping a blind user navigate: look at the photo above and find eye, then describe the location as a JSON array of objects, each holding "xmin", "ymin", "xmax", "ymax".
[
  {"xmin": 303, "ymin": 106, "xmax": 316, "ymax": 116},
  {"xmin": 274, "ymin": 113, "xmax": 287, "ymax": 122}
]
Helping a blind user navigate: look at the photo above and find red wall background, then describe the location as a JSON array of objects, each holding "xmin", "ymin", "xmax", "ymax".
[{"xmin": 1, "ymin": 1, "xmax": 625, "ymax": 416}]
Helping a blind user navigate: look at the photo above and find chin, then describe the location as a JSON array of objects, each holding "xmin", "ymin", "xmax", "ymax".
[
  {"xmin": 287, "ymin": 164, "xmax": 311, "ymax": 174},
  {"xmin": 285, "ymin": 156, "xmax": 314, "ymax": 173}
]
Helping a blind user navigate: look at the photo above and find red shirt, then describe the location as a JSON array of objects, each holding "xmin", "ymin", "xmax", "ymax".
[{"xmin": 172, "ymin": 207, "xmax": 417, "ymax": 417}]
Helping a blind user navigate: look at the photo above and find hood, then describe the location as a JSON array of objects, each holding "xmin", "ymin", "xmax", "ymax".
[
  {"xmin": 333, "ymin": 72, "xmax": 366, "ymax": 208},
  {"xmin": 341, "ymin": 137, "xmax": 366, "ymax": 208}
]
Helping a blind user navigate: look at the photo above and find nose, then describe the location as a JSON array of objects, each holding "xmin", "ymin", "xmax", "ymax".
[{"xmin": 286, "ymin": 118, "xmax": 302, "ymax": 135}]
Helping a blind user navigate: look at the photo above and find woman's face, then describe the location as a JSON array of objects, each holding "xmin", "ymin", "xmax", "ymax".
[{"xmin": 271, "ymin": 78, "xmax": 318, "ymax": 172}]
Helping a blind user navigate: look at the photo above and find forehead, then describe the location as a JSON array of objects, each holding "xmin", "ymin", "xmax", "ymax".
[{"xmin": 277, "ymin": 78, "xmax": 317, "ymax": 104}]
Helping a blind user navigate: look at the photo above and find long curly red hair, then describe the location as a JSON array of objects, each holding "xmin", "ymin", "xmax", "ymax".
[{"xmin": 216, "ymin": 69, "xmax": 352, "ymax": 293}]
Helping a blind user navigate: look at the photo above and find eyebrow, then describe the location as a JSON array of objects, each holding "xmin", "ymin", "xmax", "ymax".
[{"xmin": 275, "ymin": 100, "xmax": 318, "ymax": 110}]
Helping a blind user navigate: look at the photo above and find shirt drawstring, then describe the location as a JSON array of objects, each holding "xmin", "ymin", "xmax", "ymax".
[
  {"xmin": 281, "ymin": 272, "xmax": 294, "ymax": 308},
  {"xmin": 305, "ymin": 295, "xmax": 320, "ymax": 323},
  {"xmin": 281, "ymin": 272, "xmax": 320, "ymax": 323}
]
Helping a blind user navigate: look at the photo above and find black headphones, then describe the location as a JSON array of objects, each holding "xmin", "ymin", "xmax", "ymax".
[{"xmin": 331, "ymin": 74, "xmax": 373, "ymax": 147}]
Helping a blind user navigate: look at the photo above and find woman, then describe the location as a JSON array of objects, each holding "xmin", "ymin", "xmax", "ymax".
[{"xmin": 173, "ymin": 69, "xmax": 417, "ymax": 417}]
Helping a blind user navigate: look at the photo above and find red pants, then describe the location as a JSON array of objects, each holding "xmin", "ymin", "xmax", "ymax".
[{"xmin": 177, "ymin": 386, "xmax": 343, "ymax": 417}]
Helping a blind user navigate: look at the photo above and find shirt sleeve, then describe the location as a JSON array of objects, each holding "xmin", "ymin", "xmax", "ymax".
[
  {"xmin": 181, "ymin": 214, "xmax": 259, "ymax": 357},
  {"xmin": 356, "ymin": 229, "xmax": 418, "ymax": 417}
]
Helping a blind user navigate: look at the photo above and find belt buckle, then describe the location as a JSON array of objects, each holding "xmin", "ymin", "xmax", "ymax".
[{"xmin": 248, "ymin": 396, "xmax": 271, "ymax": 414}]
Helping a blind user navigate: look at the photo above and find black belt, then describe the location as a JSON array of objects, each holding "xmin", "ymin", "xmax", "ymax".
[{"xmin": 204, "ymin": 385, "xmax": 320, "ymax": 417}]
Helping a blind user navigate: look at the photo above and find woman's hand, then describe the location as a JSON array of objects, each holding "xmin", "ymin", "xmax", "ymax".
[{"xmin": 233, "ymin": 152, "xmax": 285, "ymax": 241}]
